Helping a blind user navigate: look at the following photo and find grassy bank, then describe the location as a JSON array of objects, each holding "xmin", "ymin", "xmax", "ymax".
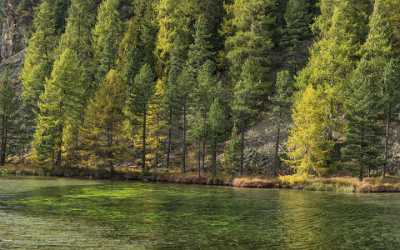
[
  {"xmin": 2, "ymin": 164, "xmax": 400, "ymax": 193},
  {"xmin": 234, "ymin": 175, "xmax": 400, "ymax": 193}
]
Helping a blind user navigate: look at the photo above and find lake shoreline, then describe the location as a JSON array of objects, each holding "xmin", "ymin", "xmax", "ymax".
[{"xmin": 2, "ymin": 164, "xmax": 400, "ymax": 193}]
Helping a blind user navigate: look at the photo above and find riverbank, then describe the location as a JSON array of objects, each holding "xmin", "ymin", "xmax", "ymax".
[{"xmin": 2, "ymin": 164, "xmax": 400, "ymax": 193}]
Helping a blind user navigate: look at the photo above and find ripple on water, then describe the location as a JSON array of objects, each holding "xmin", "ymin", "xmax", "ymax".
[{"xmin": 0, "ymin": 177, "xmax": 399, "ymax": 250}]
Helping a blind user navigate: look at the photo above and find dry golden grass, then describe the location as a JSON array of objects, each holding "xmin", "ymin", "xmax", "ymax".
[
  {"xmin": 232, "ymin": 177, "xmax": 280, "ymax": 188},
  {"xmin": 277, "ymin": 175, "xmax": 400, "ymax": 193},
  {"xmin": 3, "ymin": 164, "xmax": 400, "ymax": 192}
]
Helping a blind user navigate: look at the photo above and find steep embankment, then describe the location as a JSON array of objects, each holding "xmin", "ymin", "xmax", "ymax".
[{"xmin": 0, "ymin": 0, "xmax": 38, "ymax": 83}]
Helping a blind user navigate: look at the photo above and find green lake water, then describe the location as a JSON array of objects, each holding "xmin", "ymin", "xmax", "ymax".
[{"xmin": 0, "ymin": 177, "xmax": 399, "ymax": 250}]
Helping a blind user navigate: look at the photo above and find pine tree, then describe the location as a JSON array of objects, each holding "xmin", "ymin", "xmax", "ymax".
[
  {"xmin": 92, "ymin": 0, "xmax": 123, "ymax": 83},
  {"xmin": 117, "ymin": 0, "xmax": 158, "ymax": 83},
  {"xmin": 192, "ymin": 61, "xmax": 218, "ymax": 171},
  {"xmin": 156, "ymin": 0, "xmax": 199, "ymax": 79},
  {"xmin": 118, "ymin": 18, "xmax": 142, "ymax": 85},
  {"xmin": 297, "ymin": 0, "xmax": 371, "ymax": 91},
  {"xmin": 164, "ymin": 34, "xmax": 189, "ymax": 169},
  {"xmin": 342, "ymin": 59, "xmax": 384, "ymax": 181},
  {"xmin": 287, "ymin": 84, "xmax": 333, "ymax": 176},
  {"xmin": 21, "ymin": 0, "xmax": 59, "ymax": 136},
  {"xmin": 32, "ymin": 49, "xmax": 82, "ymax": 168},
  {"xmin": 131, "ymin": 64, "xmax": 155, "ymax": 172},
  {"xmin": 208, "ymin": 97, "xmax": 227, "ymax": 176},
  {"xmin": 223, "ymin": 125, "xmax": 241, "ymax": 176},
  {"xmin": 183, "ymin": 14, "xmax": 218, "ymax": 173},
  {"xmin": 342, "ymin": 0, "xmax": 394, "ymax": 179},
  {"xmin": 198, "ymin": 0, "xmax": 225, "ymax": 52},
  {"xmin": 80, "ymin": 70, "xmax": 128, "ymax": 174},
  {"xmin": 0, "ymin": 79, "xmax": 18, "ymax": 165},
  {"xmin": 147, "ymin": 79, "xmax": 168, "ymax": 168},
  {"xmin": 42, "ymin": 0, "xmax": 99, "ymax": 166},
  {"xmin": 282, "ymin": 0, "xmax": 315, "ymax": 72},
  {"xmin": 224, "ymin": 1, "xmax": 279, "ymax": 175},
  {"xmin": 232, "ymin": 59, "xmax": 263, "ymax": 175},
  {"xmin": 225, "ymin": 0, "xmax": 277, "ymax": 89},
  {"xmin": 176, "ymin": 67, "xmax": 195, "ymax": 173},
  {"xmin": 271, "ymin": 70, "xmax": 293, "ymax": 175},
  {"xmin": 156, "ymin": 0, "xmax": 201, "ymax": 169},
  {"xmin": 58, "ymin": 0, "xmax": 98, "ymax": 95},
  {"xmin": 187, "ymin": 15, "xmax": 214, "ymax": 74},
  {"xmin": 54, "ymin": 0, "xmax": 70, "ymax": 34}
]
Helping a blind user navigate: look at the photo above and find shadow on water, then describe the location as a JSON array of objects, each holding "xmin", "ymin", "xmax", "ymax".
[{"xmin": 0, "ymin": 177, "xmax": 400, "ymax": 249}]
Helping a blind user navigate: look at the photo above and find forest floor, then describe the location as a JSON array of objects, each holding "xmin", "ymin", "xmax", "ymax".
[{"xmin": 2, "ymin": 164, "xmax": 400, "ymax": 193}]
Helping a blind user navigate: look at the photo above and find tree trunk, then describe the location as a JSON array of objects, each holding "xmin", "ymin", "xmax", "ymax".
[
  {"xmin": 107, "ymin": 123, "xmax": 114, "ymax": 176},
  {"xmin": 198, "ymin": 140, "xmax": 201, "ymax": 178},
  {"xmin": 182, "ymin": 104, "xmax": 187, "ymax": 173},
  {"xmin": 202, "ymin": 139, "xmax": 206, "ymax": 171},
  {"xmin": 55, "ymin": 100, "xmax": 64, "ymax": 169},
  {"xmin": 166, "ymin": 108, "xmax": 172, "ymax": 169},
  {"xmin": 55, "ymin": 125, "xmax": 63, "ymax": 169},
  {"xmin": 359, "ymin": 165, "xmax": 364, "ymax": 182},
  {"xmin": 383, "ymin": 106, "xmax": 391, "ymax": 178},
  {"xmin": 240, "ymin": 127, "xmax": 245, "ymax": 176},
  {"xmin": 142, "ymin": 110, "xmax": 147, "ymax": 173},
  {"xmin": 273, "ymin": 111, "xmax": 282, "ymax": 176},
  {"xmin": 359, "ymin": 129, "xmax": 364, "ymax": 182},
  {"xmin": 212, "ymin": 139, "xmax": 217, "ymax": 177},
  {"xmin": 202, "ymin": 113, "xmax": 207, "ymax": 170},
  {"xmin": 0, "ymin": 114, "xmax": 8, "ymax": 166}
]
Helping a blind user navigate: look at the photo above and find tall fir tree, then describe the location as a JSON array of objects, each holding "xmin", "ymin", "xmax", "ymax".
[
  {"xmin": 342, "ymin": 59, "xmax": 384, "ymax": 181},
  {"xmin": 225, "ymin": 0, "xmax": 279, "ymax": 175},
  {"xmin": 187, "ymin": 15, "xmax": 215, "ymax": 75},
  {"xmin": 186, "ymin": 13, "xmax": 219, "ymax": 171},
  {"xmin": 224, "ymin": 0, "xmax": 277, "ymax": 88},
  {"xmin": 208, "ymin": 97, "xmax": 227, "ymax": 176},
  {"xmin": 231, "ymin": 60, "xmax": 263, "ymax": 175},
  {"xmin": 155, "ymin": 0, "xmax": 199, "ymax": 79},
  {"xmin": 0, "ymin": 79, "xmax": 18, "ymax": 166},
  {"xmin": 131, "ymin": 64, "xmax": 155, "ymax": 172},
  {"xmin": 92, "ymin": 0, "xmax": 123, "ymax": 84},
  {"xmin": 282, "ymin": 0, "xmax": 316, "ymax": 72},
  {"xmin": 343, "ymin": 0, "xmax": 395, "ymax": 179},
  {"xmin": 58, "ymin": 0, "xmax": 99, "ymax": 95},
  {"xmin": 80, "ymin": 70, "xmax": 128, "ymax": 174},
  {"xmin": 147, "ymin": 79, "xmax": 168, "ymax": 168},
  {"xmin": 118, "ymin": 0, "xmax": 157, "ymax": 85},
  {"xmin": 192, "ymin": 61, "xmax": 219, "ymax": 171},
  {"xmin": 175, "ymin": 66, "xmax": 196, "ymax": 173},
  {"xmin": 164, "ymin": 34, "xmax": 189, "ymax": 169},
  {"xmin": 32, "ymin": 49, "xmax": 82, "ymax": 168},
  {"xmin": 21, "ymin": 0, "xmax": 59, "ymax": 141},
  {"xmin": 223, "ymin": 125, "xmax": 241, "ymax": 176},
  {"xmin": 271, "ymin": 70, "xmax": 293, "ymax": 175}
]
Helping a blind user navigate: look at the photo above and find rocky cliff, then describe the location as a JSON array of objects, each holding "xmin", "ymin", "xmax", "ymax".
[{"xmin": 0, "ymin": 0, "xmax": 38, "ymax": 82}]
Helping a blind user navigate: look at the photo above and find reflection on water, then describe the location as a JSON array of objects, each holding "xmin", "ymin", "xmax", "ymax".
[{"xmin": 0, "ymin": 177, "xmax": 399, "ymax": 250}]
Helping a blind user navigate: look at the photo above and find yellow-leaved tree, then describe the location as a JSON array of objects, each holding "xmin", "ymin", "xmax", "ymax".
[{"xmin": 287, "ymin": 84, "xmax": 333, "ymax": 176}]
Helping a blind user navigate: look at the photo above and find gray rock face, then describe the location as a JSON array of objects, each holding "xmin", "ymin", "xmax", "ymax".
[
  {"xmin": 0, "ymin": 0, "xmax": 36, "ymax": 85},
  {"xmin": 0, "ymin": 49, "xmax": 23, "ymax": 85},
  {"xmin": 1, "ymin": 0, "xmax": 24, "ymax": 62}
]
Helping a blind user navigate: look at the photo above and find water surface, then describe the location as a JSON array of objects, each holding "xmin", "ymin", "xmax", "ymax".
[{"xmin": 0, "ymin": 177, "xmax": 399, "ymax": 249}]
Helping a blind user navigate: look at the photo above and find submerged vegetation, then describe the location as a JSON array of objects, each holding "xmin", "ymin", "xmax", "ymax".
[{"xmin": 1, "ymin": 177, "xmax": 400, "ymax": 249}]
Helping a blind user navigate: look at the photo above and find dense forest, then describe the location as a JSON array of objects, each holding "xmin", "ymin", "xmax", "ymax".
[{"xmin": 1, "ymin": 0, "xmax": 400, "ymax": 181}]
